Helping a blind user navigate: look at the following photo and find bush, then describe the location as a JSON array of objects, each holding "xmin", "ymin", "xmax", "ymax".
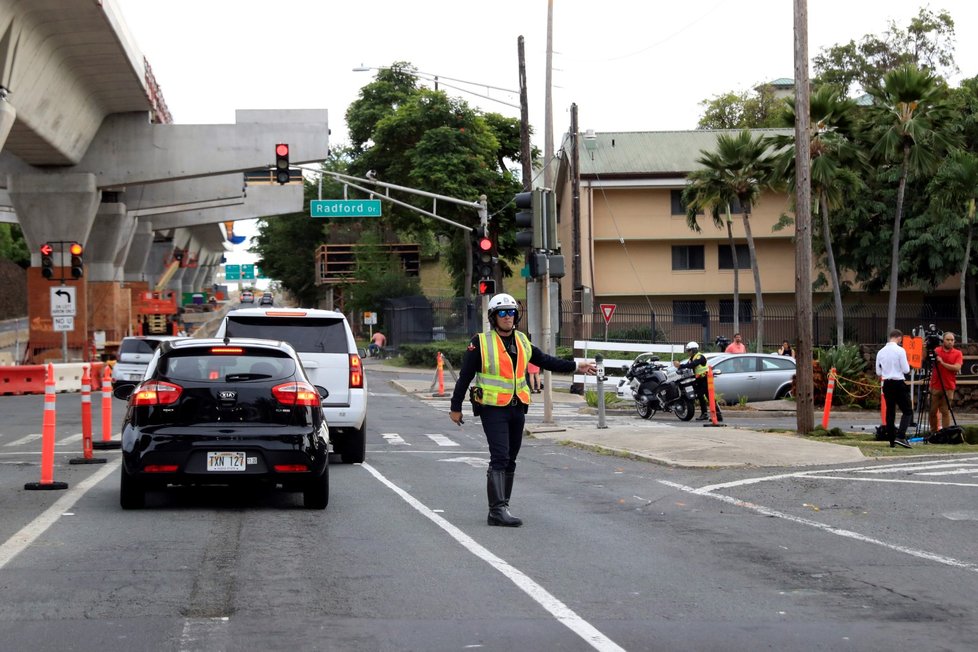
[
  {"xmin": 400, "ymin": 341, "xmax": 471, "ymax": 368},
  {"xmin": 816, "ymin": 344, "xmax": 877, "ymax": 408}
]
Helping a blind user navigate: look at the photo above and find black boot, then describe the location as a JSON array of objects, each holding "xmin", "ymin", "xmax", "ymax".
[
  {"xmin": 487, "ymin": 470, "xmax": 522, "ymax": 527},
  {"xmin": 504, "ymin": 472, "xmax": 515, "ymax": 502}
]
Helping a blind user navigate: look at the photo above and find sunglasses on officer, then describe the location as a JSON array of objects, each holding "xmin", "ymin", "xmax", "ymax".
[{"xmin": 495, "ymin": 309, "xmax": 517, "ymax": 317}]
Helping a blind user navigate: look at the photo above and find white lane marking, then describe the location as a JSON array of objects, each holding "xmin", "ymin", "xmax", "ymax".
[
  {"xmin": 179, "ymin": 617, "xmax": 230, "ymax": 652},
  {"xmin": 859, "ymin": 462, "xmax": 978, "ymax": 474},
  {"xmin": 57, "ymin": 433, "xmax": 83, "ymax": 447},
  {"xmin": 361, "ymin": 462, "xmax": 625, "ymax": 652},
  {"xmin": 4, "ymin": 434, "xmax": 42, "ymax": 447},
  {"xmin": 425, "ymin": 433, "xmax": 460, "ymax": 447},
  {"xmin": 381, "ymin": 433, "xmax": 409, "ymax": 446},
  {"xmin": 0, "ymin": 460, "xmax": 120, "ymax": 570},
  {"xmin": 659, "ymin": 480, "xmax": 978, "ymax": 572},
  {"xmin": 803, "ymin": 475, "xmax": 978, "ymax": 488},
  {"xmin": 914, "ymin": 467, "xmax": 978, "ymax": 476},
  {"xmin": 438, "ymin": 456, "xmax": 487, "ymax": 468}
]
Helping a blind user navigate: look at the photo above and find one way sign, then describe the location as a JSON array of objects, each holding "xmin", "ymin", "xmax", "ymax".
[{"xmin": 50, "ymin": 287, "xmax": 76, "ymax": 317}]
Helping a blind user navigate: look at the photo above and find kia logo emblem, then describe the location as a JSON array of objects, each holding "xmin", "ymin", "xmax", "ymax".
[{"xmin": 218, "ymin": 391, "xmax": 236, "ymax": 401}]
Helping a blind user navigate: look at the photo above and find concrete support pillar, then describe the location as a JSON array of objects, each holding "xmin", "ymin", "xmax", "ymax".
[
  {"xmin": 145, "ymin": 241, "xmax": 172, "ymax": 290},
  {"xmin": 8, "ymin": 173, "xmax": 101, "ymax": 260},
  {"xmin": 86, "ymin": 202, "xmax": 133, "ymax": 282},
  {"xmin": 182, "ymin": 247, "xmax": 203, "ymax": 293},
  {"xmin": 124, "ymin": 221, "xmax": 155, "ymax": 283}
]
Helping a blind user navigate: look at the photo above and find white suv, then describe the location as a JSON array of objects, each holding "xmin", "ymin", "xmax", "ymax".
[
  {"xmin": 215, "ymin": 307, "xmax": 368, "ymax": 463},
  {"xmin": 112, "ymin": 335, "xmax": 185, "ymax": 388}
]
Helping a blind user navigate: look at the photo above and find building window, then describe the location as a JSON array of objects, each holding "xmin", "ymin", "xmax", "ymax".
[
  {"xmin": 671, "ymin": 189, "xmax": 703, "ymax": 216},
  {"xmin": 672, "ymin": 245, "xmax": 705, "ymax": 271},
  {"xmin": 727, "ymin": 197, "xmax": 744, "ymax": 214},
  {"xmin": 719, "ymin": 299, "xmax": 753, "ymax": 323},
  {"xmin": 718, "ymin": 244, "xmax": 751, "ymax": 269},
  {"xmin": 674, "ymin": 300, "xmax": 707, "ymax": 325}
]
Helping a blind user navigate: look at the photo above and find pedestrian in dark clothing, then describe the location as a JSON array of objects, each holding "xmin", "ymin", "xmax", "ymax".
[
  {"xmin": 876, "ymin": 329, "xmax": 913, "ymax": 448},
  {"xmin": 449, "ymin": 293, "xmax": 596, "ymax": 527}
]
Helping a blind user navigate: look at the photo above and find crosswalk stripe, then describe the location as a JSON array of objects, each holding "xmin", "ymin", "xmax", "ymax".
[
  {"xmin": 57, "ymin": 433, "xmax": 83, "ymax": 447},
  {"xmin": 381, "ymin": 433, "xmax": 408, "ymax": 445},
  {"xmin": 4, "ymin": 434, "xmax": 41, "ymax": 447},
  {"xmin": 424, "ymin": 434, "xmax": 460, "ymax": 447}
]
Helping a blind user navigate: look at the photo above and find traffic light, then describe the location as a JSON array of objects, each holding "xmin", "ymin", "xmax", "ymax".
[
  {"xmin": 514, "ymin": 189, "xmax": 541, "ymax": 249},
  {"xmin": 275, "ymin": 143, "xmax": 290, "ymax": 185},
  {"xmin": 40, "ymin": 243, "xmax": 54, "ymax": 279},
  {"xmin": 478, "ymin": 279, "xmax": 496, "ymax": 295},
  {"xmin": 69, "ymin": 242, "xmax": 84, "ymax": 279},
  {"xmin": 473, "ymin": 228, "xmax": 495, "ymax": 278}
]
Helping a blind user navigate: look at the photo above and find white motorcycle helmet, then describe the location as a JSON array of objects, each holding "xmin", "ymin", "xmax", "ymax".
[
  {"xmin": 487, "ymin": 293, "xmax": 520, "ymax": 326},
  {"xmin": 686, "ymin": 341, "xmax": 700, "ymax": 353}
]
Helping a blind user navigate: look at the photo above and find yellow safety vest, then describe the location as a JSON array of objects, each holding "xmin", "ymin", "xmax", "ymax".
[
  {"xmin": 691, "ymin": 355, "xmax": 709, "ymax": 378},
  {"xmin": 474, "ymin": 330, "xmax": 532, "ymax": 406}
]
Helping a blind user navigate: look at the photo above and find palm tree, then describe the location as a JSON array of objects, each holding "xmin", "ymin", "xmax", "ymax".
[
  {"xmin": 933, "ymin": 150, "xmax": 978, "ymax": 343},
  {"xmin": 686, "ymin": 130, "xmax": 775, "ymax": 352},
  {"xmin": 682, "ymin": 164, "xmax": 740, "ymax": 334},
  {"xmin": 770, "ymin": 87, "xmax": 863, "ymax": 346},
  {"xmin": 867, "ymin": 64, "xmax": 955, "ymax": 333}
]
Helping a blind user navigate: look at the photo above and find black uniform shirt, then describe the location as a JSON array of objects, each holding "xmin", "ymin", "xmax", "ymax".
[{"xmin": 450, "ymin": 331, "xmax": 576, "ymax": 412}]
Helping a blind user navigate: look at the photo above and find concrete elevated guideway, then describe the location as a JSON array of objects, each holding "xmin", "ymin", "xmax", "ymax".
[{"xmin": 0, "ymin": 0, "xmax": 328, "ymax": 360}]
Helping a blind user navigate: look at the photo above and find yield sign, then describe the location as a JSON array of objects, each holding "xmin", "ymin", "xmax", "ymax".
[{"xmin": 600, "ymin": 303, "xmax": 616, "ymax": 325}]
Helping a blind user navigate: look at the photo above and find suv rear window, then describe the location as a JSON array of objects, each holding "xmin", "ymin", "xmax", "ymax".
[
  {"xmin": 159, "ymin": 349, "xmax": 296, "ymax": 382},
  {"xmin": 224, "ymin": 316, "xmax": 349, "ymax": 354},
  {"xmin": 120, "ymin": 338, "xmax": 166, "ymax": 355}
]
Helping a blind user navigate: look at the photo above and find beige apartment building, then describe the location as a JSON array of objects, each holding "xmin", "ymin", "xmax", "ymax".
[{"xmin": 551, "ymin": 129, "xmax": 956, "ymax": 345}]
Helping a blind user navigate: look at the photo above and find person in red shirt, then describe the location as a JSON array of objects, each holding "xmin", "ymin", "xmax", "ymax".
[
  {"xmin": 929, "ymin": 331, "xmax": 963, "ymax": 432},
  {"xmin": 725, "ymin": 333, "xmax": 747, "ymax": 354}
]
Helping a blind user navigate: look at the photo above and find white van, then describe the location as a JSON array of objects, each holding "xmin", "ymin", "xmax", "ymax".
[
  {"xmin": 112, "ymin": 335, "xmax": 185, "ymax": 388},
  {"xmin": 215, "ymin": 308, "xmax": 368, "ymax": 464}
]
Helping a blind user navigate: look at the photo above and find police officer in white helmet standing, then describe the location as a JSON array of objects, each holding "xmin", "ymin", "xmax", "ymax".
[
  {"xmin": 450, "ymin": 293, "xmax": 597, "ymax": 527},
  {"xmin": 674, "ymin": 341, "xmax": 722, "ymax": 422}
]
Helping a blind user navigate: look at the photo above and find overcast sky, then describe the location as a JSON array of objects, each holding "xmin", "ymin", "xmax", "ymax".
[{"xmin": 111, "ymin": 0, "xmax": 978, "ymax": 271}]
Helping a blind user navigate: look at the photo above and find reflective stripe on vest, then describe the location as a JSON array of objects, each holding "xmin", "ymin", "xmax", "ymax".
[
  {"xmin": 693, "ymin": 356, "xmax": 708, "ymax": 378},
  {"xmin": 475, "ymin": 330, "xmax": 532, "ymax": 405}
]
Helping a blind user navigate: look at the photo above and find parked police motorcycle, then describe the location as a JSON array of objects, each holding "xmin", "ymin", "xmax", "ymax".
[{"xmin": 618, "ymin": 356, "xmax": 697, "ymax": 421}]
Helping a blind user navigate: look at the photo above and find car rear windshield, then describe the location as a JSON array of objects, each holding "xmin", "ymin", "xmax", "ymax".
[
  {"xmin": 224, "ymin": 316, "xmax": 349, "ymax": 354},
  {"xmin": 159, "ymin": 349, "xmax": 297, "ymax": 382},
  {"xmin": 120, "ymin": 339, "xmax": 166, "ymax": 355}
]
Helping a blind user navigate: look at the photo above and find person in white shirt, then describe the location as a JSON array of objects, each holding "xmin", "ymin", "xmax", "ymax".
[{"xmin": 875, "ymin": 329, "xmax": 913, "ymax": 448}]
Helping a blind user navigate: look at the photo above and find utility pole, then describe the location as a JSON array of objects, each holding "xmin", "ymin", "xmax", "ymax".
[
  {"xmin": 543, "ymin": 0, "xmax": 554, "ymax": 190},
  {"xmin": 571, "ymin": 103, "xmax": 583, "ymax": 342},
  {"xmin": 794, "ymin": 0, "xmax": 814, "ymax": 434},
  {"xmin": 518, "ymin": 36, "xmax": 532, "ymax": 192}
]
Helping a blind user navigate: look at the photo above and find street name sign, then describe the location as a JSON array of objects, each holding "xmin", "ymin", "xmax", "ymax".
[
  {"xmin": 50, "ymin": 287, "xmax": 76, "ymax": 317},
  {"xmin": 311, "ymin": 199, "xmax": 382, "ymax": 218}
]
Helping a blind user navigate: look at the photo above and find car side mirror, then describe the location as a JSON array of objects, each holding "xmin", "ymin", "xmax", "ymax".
[
  {"xmin": 315, "ymin": 385, "xmax": 329, "ymax": 400},
  {"xmin": 113, "ymin": 384, "xmax": 135, "ymax": 400}
]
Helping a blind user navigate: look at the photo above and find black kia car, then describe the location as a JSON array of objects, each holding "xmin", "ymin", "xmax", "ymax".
[{"xmin": 115, "ymin": 338, "xmax": 330, "ymax": 509}]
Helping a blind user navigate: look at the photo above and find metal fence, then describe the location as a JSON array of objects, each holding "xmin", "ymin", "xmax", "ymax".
[{"xmin": 378, "ymin": 297, "xmax": 963, "ymax": 349}]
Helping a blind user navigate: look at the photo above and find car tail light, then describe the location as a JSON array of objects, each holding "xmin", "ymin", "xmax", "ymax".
[
  {"xmin": 265, "ymin": 311, "xmax": 307, "ymax": 317},
  {"xmin": 210, "ymin": 347, "xmax": 243, "ymax": 354},
  {"xmin": 143, "ymin": 464, "xmax": 179, "ymax": 473},
  {"xmin": 272, "ymin": 381, "xmax": 320, "ymax": 406},
  {"xmin": 132, "ymin": 381, "xmax": 182, "ymax": 405},
  {"xmin": 349, "ymin": 353, "xmax": 363, "ymax": 388},
  {"xmin": 274, "ymin": 464, "xmax": 309, "ymax": 473}
]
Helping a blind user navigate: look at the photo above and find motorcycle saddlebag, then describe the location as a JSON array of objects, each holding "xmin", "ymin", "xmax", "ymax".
[{"xmin": 656, "ymin": 382, "xmax": 681, "ymax": 403}]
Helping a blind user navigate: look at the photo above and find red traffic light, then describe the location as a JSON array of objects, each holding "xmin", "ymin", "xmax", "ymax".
[
  {"xmin": 275, "ymin": 144, "xmax": 289, "ymax": 158},
  {"xmin": 69, "ymin": 242, "xmax": 83, "ymax": 255},
  {"xmin": 40, "ymin": 243, "xmax": 53, "ymax": 256},
  {"xmin": 477, "ymin": 237, "xmax": 493, "ymax": 252},
  {"xmin": 478, "ymin": 279, "xmax": 496, "ymax": 295}
]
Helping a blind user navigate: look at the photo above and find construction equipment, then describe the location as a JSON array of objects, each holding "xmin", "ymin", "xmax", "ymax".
[{"xmin": 133, "ymin": 251, "xmax": 187, "ymax": 335}]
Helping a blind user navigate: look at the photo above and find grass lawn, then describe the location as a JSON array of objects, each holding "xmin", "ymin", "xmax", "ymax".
[{"xmin": 805, "ymin": 429, "xmax": 977, "ymax": 456}]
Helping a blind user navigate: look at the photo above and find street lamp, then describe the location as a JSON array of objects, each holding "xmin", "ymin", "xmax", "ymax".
[{"xmin": 352, "ymin": 65, "xmax": 520, "ymax": 110}]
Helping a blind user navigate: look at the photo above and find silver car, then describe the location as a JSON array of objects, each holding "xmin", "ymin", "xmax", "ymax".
[{"xmin": 709, "ymin": 353, "xmax": 796, "ymax": 403}]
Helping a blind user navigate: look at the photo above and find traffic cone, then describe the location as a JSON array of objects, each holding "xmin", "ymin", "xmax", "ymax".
[
  {"xmin": 25, "ymin": 363, "xmax": 69, "ymax": 490},
  {"xmin": 70, "ymin": 365, "xmax": 106, "ymax": 465},
  {"xmin": 821, "ymin": 367, "xmax": 837, "ymax": 429},
  {"xmin": 93, "ymin": 365, "xmax": 121, "ymax": 450},
  {"xmin": 432, "ymin": 352, "xmax": 447, "ymax": 397},
  {"xmin": 703, "ymin": 366, "xmax": 725, "ymax": 427}
]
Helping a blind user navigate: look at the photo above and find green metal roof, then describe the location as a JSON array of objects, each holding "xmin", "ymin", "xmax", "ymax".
[
  {"xmin": 574, "ymin": 129, "xmax": 793, "ymax": 178},
  {"xmin": 767, "ymin": 78, "xmax": 794, "ymax": 87}
]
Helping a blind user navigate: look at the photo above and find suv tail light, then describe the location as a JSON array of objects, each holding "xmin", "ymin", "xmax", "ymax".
[
  {"xmin": 272, "ymin": 381, "xmax": 320, "ymax": 406},
  {"xmin": 132, "ymin": 381, "xmax": 182, "ymax": 405},
  {"xmin": 349, "ymin": 353, "xmax": 363, "ymax": 388}
]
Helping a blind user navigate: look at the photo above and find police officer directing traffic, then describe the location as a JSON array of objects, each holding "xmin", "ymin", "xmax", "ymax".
[
  {"xmin": 674, "ymin": 341, "xmax": 722, "ymax": 422},
  {"xmin": 450, "ymin": 293, "xmax": 597, "ymax": 527}
]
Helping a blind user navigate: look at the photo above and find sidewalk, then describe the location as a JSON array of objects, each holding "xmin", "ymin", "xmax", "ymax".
[{"xmin": 382, "ymin": 368, "xmax": 866, "ymax": 469}]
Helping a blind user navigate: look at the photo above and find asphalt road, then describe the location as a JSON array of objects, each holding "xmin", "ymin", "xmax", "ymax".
[{"xmin": 1, "ymin": 370, "xmax": 977, "ymax": 651}]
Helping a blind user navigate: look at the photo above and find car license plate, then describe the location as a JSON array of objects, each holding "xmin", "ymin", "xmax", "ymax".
[{"xmin": 206, "ymin": 451, "xmax": 246, "ymax": 471}]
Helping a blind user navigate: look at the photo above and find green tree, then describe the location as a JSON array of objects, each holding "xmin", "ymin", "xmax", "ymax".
[
  {"xmin": 813, "ymin": 7, "xmax": 957, "ymax": 97},
  {"xmin": 0, "ymin": 223, "xmax": 29, "ymax": 267},
  {"xmin": 687, "ymin": 130, "xmax": 775, "ymax": 350},
  {"xmin": 682, "ymin": 169, "xmax": 741, "ymax": 334},
  {"xmin": 770, "ymin": 87, "xmax": 863, "ymax": 345},
  {"xmin": 697, "ymin": 84, "xmax": 790, "ymax": 130},
  {"xmin": 866, "ymin": 63, "xmax": 956, "ymax": 332},
  {"xmin": 340, "ymin": 230, "xmax": 422, "ymax": 325}
]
